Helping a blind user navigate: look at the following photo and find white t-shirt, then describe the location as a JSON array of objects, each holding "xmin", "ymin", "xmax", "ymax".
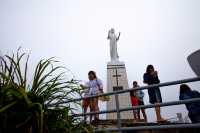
[
  {"xmin": 82, "ymin": 88, "xmax": 90, "ymax": 97},
  {"xmin": 85, "ymin": 78, "xmax": 103, "ymax": 96}
]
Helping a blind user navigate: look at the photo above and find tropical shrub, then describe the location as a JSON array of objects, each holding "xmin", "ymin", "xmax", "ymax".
[{"xmin": 0, "ymin": 49, "xmax": 94, "ymax": 133}]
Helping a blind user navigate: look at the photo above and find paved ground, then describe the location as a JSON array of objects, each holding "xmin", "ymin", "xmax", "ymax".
[{"xmin": 95, "ymin": 119, "xmax": 200, "ymax": 133}]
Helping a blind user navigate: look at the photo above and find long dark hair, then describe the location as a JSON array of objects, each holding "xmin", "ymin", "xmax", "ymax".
[
  {"xmin": 180, "ymin": 84, "xmax": 191, "ymax": 94},
  {"xmin": 146, "ymin": 64, "xmax": 154, "ymax": 74},
  {"xmin": 88, "ymin": 71, "xmax": 97, "ymax": 79}
]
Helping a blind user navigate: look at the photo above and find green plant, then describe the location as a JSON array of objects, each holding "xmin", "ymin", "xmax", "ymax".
[{"xmin": 0, "ymin": 49, "xmax": 94, "ymax": 133}]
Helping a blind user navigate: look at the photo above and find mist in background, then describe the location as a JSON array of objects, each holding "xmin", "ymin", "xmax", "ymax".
[{"xmin": 0, "ymin": 0, "xmax": 200, "ymax": 122}]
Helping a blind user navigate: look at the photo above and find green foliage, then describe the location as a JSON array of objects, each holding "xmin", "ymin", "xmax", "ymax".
[{"xmin": 0, "ymin": 49, "xmax": 94, "ymax": 133}]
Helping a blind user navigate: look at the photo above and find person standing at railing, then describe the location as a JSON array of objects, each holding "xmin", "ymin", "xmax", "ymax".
[
  {"xmin": 130, "ymin": 82, "xmax": 139, "ymax": 122},
  {"xmin": 143, "ymin": 65, "xmax": 166, "ymax": 122},
  {"xmin": 81, "ymin": 71, "xmax": 103, "ymax": 124},
  {"xmin": 179, "ymin": 84, "xmax": 200, "ymax": 123},
  {"xmin": 133, "ymin": 81, "xmax": 148, "ymax": 122}
]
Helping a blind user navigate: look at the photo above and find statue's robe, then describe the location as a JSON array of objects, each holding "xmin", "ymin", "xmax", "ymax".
[{"xmin": 108, "ymin": 33, "xmax": 119, "ymax": 61}]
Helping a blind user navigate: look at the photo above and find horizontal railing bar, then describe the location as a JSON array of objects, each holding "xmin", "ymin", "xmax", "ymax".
[
  {"xmin": 95, "ymin": 123, "xmax": 200, "ymax": 132},
  {"xmin": 54, "ymin": 77, "xmax": 200, "ymax": 105},
  {"xmin": 119, "ymin": 97, "xmax": 200, "ymax": 112},
  {"xmin": 72, "ymin": 98, "xmax": 200, "ymax": 117}
]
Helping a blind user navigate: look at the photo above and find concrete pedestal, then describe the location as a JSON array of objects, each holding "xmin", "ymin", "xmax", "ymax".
[{"xmin": 106, "ymin": 61, "xmax": 133, "ymax": 119}]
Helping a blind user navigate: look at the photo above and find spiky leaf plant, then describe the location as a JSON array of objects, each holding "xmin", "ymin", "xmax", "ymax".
[{"xmin": 0, "ymin": 49, "xmax": 94, "ymax": 133}]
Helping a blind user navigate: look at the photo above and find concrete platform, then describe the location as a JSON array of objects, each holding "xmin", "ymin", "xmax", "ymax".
[{"xmin": 96, "ymin": 119, "xmax": 200, "ymax": 133}]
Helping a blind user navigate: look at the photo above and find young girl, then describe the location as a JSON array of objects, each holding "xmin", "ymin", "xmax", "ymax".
[
  {"xmin": 134, "ymin": 81, "xmax": 147, "ymax": 122},
  {"xmin": 130, "ymin": 81, "xmax": 139, "ymax": 122},
  {"xmin": 143, "ymin": 65, "xmax": 165, "ymax": 122},
  {"xmin": 81, "ymin": 71, "xmax": 103, "ymax": 123},
  {"xmin": 179, "ymin": 84, "xmax": 200, "ymax": 123}
]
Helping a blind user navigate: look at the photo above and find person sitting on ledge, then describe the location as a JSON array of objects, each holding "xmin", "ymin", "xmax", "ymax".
[{"xmin": 179, "ymin": 84, "xmax": 200, "ymax": 123}]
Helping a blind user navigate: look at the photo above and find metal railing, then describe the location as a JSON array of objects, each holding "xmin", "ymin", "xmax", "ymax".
[{"xmin": 68, "ymin": 77, "xmax": 200, "ymax": 132}]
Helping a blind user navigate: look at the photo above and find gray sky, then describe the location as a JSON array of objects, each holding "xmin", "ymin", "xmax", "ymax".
[{"xmin": 1, "ymin": 0, "xmax": 200, "ymax": 122}]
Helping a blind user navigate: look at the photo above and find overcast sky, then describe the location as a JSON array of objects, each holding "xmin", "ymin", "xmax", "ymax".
[{"xmin": 0, "ymin": 0, "xmax": 200, "ymax": 122}]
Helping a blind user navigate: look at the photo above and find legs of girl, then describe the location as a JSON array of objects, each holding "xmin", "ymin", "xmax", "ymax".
[
  {"xmin": 138, "ymin": 100, "xmax": 148, "ymax": 122},
  {"xmin": 133, "ymin": 110, "xmax": 139, "ymax": 122},
  {"xmin": 138, "ymin": 109, "xmax": 147, "ymax": 122},
  {"xmin": 155, "ymin": 103, "xmax": 166, "ymax": 122},
  {"xmin": 82, "ymin": 98, "xmax": 91, "ymax": 122},
  {"xmin": 83, "ymin": 107, "xmax": 87, "ymax": 122},
  {"xmin": 141, "ymin": 108, "xmax": 147, "ymax": 122},
  {"xmin": 94, "ymin": 98, "xmax": 99, "ymax": 120},
  {"xmin": 90, "ymin": 98, "xmax": 95, "ymax": 122},
  {"xmin": 155, "ymin": 104, "xmax": 161, "ymax": 121},
  {"xmin": 90, "ymin": 98, "xmax": 99, "ymax": 123},
  {"xmin": 154, "ymin": 89, "xmax": 166, "ymax": 122},
  {"xmin": 131, "ymin": 96, "xmax": 139, "ymax": 122}
]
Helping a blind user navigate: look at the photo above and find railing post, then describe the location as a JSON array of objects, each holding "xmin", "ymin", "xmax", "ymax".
[{"xmin": 115, "ymin": 94, "xmax": 122, "ymax": 133}]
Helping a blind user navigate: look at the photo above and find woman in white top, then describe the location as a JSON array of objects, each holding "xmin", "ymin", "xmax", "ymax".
[{"xmin": 81, "ymin": 71, "xmax": 103, "ymax": 123}]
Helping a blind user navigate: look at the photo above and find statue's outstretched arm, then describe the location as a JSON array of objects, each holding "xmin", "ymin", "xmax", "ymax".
[
  {"xmin": 107, "ymin": 30, "xmax": 110, "ymax": 39},
  {"xmin": 117, "ymin": 32, "xmax": 121, "ymax": 41}
]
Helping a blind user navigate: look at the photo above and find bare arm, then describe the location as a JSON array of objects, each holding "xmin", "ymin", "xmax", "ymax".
[{"xmin": 80, "ymin": 84, "xmax": 89, "ymax": 89}]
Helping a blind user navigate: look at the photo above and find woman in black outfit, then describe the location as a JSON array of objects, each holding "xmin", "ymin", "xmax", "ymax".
[{"xmin": 143, "ymin": 65, "xmax": 166, "ymax": 122}]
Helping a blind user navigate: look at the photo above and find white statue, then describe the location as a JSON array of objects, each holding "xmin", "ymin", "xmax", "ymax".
[{"xmin": 107, "ymin": 28, "xmax": 121, "ymax": 62}]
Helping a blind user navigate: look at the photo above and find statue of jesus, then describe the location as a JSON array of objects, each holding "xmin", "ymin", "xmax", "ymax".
[{"xmin": 107, "ymin": 28, "xmax": 121, "ymax": 62}]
